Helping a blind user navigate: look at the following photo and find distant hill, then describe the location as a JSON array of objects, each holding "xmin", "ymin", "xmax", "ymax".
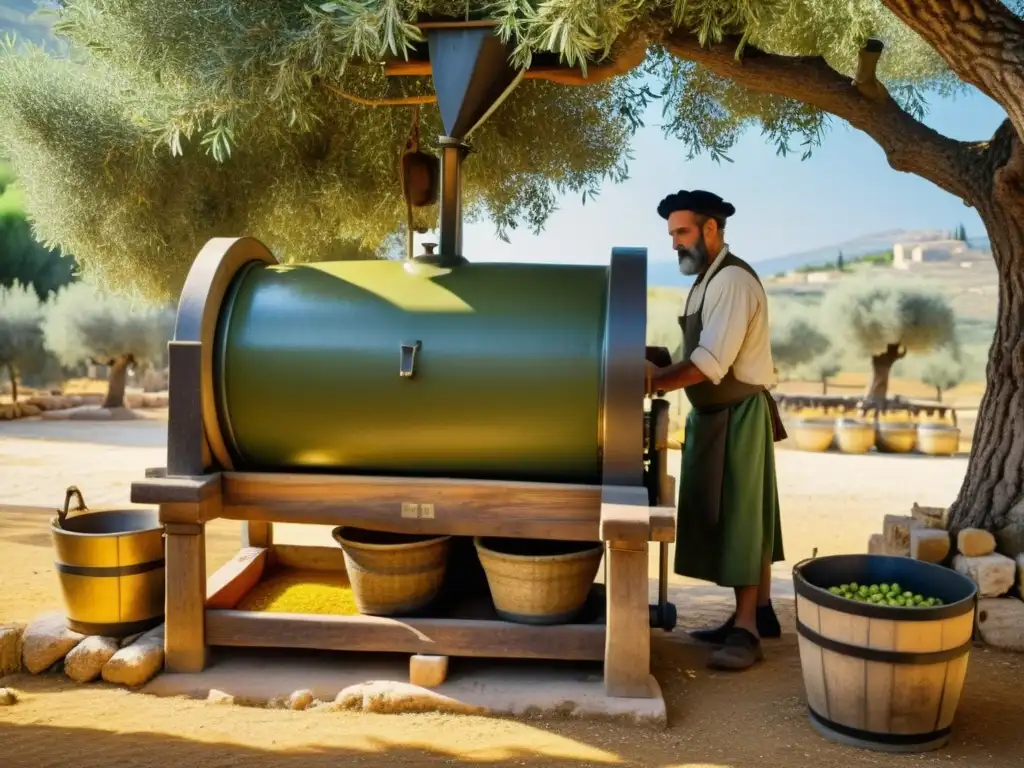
[{"xmin": 647, "ymin": 228, "xmax": 993, "ymax": 288}]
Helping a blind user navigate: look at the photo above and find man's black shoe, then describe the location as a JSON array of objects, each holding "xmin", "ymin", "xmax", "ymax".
[{"xmin": 689, "ymin": 601, "xmax": 782, "ymax": 645}]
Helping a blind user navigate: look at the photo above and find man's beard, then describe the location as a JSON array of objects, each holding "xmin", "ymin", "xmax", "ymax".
[{"xmin": 677, "ymin": 233, "xmax": 710, "ymax": 276}]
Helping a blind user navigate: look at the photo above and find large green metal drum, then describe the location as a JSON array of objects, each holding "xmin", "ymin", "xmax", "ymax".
[{"xmin": 174, "ymin": 237, "xmax": 647, "ymax": 486}]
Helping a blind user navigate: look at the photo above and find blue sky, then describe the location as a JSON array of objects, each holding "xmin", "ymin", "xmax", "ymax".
[{"xmin": 451, "ymin": 85, "xmax": 1007, "ymax": 269}]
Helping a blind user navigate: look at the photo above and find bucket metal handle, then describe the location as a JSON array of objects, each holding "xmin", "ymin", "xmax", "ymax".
[{"xmin": 58, "ymin": 486, "xmax": 88, "ymax": 528}]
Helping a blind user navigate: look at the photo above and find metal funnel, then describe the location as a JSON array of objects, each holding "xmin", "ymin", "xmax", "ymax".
[{"xmin": 420, "ymin": 24, "xmax": 524, "ymax": 267}]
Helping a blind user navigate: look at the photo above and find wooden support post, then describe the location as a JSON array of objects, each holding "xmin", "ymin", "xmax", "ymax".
[
  {"xmin": 242, "ymin": 520, "xmax": 273, "ymax": 548},
  {"xmin": 164, "ymin": 518, "xmax": 208, "ymax": 673},
  {"xmin": 167, "ymin": 340, "xmax": 208, "ymax": 476},
  {"xmin": 603, "ymin": 539, "xmax": 652, "ymax": 698}
]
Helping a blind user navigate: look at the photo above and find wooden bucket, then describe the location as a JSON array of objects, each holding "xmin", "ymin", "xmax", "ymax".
[
  {"xmin": 791, "ymin": 418, "xmax": 836, "ymax": 452},
  {"xmin": 474, "ymin": 537, "xmax": 603, "ymax": 625},
  {"xmin": 916, "ymin": 424, "xmax": 960, "ymax": 457},
  {"xmin": 50, "ymin": 486, "xmax": 165, "ymax": 638},
  {"xmin": 835, "ymin": 418, "xmax": 876, "ymax": 454},
  {"xmin": 331, "ymin": 527, "xmax": 451, "ymax": 616},
  {"xmin": 793, "ymin": 554, "xmax": 978, "ymax": 753},
  {"xmin": 876, "ymin": 421, "xmax": 917, "ymax": 454}
]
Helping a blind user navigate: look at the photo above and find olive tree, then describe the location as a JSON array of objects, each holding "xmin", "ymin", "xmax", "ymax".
[
  {"xmin": 800, "ymin": 352, "xmax": 843, "ymax": 396},
  {"xmin": 1, "ymin": 2, "xmax": 1022, "ymax": 531},
  {"xmin": 42, "ymin": 282, "xmax": 175, "ymax": 409},
  {"xmin": 919, "ymin": 346, "xmax": 966, "ymax": 404},
  {"xmin": 0, "ymin": 281, "xmax": 47, "ymax": 407},
  {"xmin": 770, "ymin": 306, "xmax": 831, "ymax": 380},
  {"xmin": 821, "ymin": 280, "xmax": 955, "ymax": 402}
]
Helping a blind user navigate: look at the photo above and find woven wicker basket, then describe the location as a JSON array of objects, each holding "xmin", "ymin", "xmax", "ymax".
[
  {"xmin": 474, "ymin": 537, "xmax": 603, "ymax": 625},
  {"xmin": 331, "ymin": 527, "xmax": 451, "ymax": 616}
]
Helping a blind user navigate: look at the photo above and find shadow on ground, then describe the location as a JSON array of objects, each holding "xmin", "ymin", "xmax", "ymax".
[{"xmin": 2, "ymin": 622, "xmax": 1023, "ymax": 768}]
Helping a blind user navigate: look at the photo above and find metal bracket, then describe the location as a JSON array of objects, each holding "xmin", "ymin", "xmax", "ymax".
[{"xmin": 400, "ymin": 341, "xmax": 422, "ymax": 378}]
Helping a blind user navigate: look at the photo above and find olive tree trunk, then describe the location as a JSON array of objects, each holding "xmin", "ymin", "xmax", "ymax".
[
  {"xmin": 865, "ymin": 344, "xmax": 905, "ymax": 402},
  {"xmin": 7, "ymin": 365, "xmax": 18, "ymax": 403},
  {"xmin": 947, "ymin": 187, "xmax": 1024, "ymax": 532},
  {"xmin": 96, "ymin": 353, "xmax": 136, "ymax": 409}
]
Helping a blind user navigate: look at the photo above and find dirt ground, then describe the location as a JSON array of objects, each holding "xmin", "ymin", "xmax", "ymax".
[{"xmin": 2, "ymin": 417, "xmax": 1022, "ymax": 767}]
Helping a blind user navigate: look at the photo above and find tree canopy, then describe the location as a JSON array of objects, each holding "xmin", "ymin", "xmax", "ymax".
[
  {"xmin": 0, "ymin": 160, "xmax": 78, "ymax": 299},
  {"xmin": 918, "ymin": 345, "xmax": 966, "ymax": 401},
  {"xmin": 821, "ymin": 280, "xmax": 955, "ymax": 359},
  {"xmin": 42, "ymin": 281, "xmax": 175, "ymax": 369},
  {"xmin": 0, "ymin": 1, "xmax": 965, "ymax": 300},
  {"xmin": 769, "ymin": 306, "xmax": 831, "ymax": 375}
]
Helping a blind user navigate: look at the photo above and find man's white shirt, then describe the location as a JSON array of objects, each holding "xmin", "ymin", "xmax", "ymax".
[{"xmin": 681, "ymin": 245, "xmax": 778, "ymax": 388}]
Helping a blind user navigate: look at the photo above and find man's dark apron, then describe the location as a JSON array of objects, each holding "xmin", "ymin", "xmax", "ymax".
[{"xmin": 679, "ymin": 252, "xmax": 787, "ymax": 528}]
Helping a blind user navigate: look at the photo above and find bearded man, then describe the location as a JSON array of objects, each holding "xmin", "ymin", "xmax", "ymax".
[{"xmin": 644, "ymin": 189, "xmax": 787, "ymax": 671}]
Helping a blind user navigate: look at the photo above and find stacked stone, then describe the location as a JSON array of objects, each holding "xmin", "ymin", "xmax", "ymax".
[
  {"xmin": 0, "ymin": 612, "xmax": 166, "ymax": 704},
  {"xmin": 865, "ymin": 501, "xmax": 1024, "ymax": 654}
]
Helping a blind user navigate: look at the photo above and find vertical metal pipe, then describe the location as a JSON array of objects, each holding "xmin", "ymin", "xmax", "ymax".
[{"xmin": 437, "ymin": 136, "xmax": 465, "ymax": 266}]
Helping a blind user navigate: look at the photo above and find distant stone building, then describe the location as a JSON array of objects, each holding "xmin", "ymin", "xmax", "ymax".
[{"xmin": 893, "ymin": 239, "xmax": 970, "ymax": 270}]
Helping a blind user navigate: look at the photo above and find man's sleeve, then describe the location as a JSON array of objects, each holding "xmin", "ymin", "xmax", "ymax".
[{"xmin": 689, "ymin": 268, "xmax": 758, "ymax": 385}]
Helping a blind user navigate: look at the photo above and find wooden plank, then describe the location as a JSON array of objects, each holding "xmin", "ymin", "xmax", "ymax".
[
  {"xmin": 205, "ymin": 610, "xmax": 606, "ymax": 661},
  {"xmin": 649, "ymin": 506, "xmax": 676, "ymax": 544},
  {"xmin": 132, "ymin": 474, "xmax": 221, "ymax": 504},
  {"xmin": 165, "ymin": 521, "xmax": 208, "ymax": 673},
  {"xmin": 272, "ymin": 544, "xmax": 348, "ymax": 572},
  {"xmin": 160, "ymin": 496, "xmax": 221, "ymax": 525},
  {"xmin": 167, "ymin": 340, "xmax": 208, "ymax": 476},
  {"xmin": 603, "ymin": 540, "xmax": 652, "ymax": 697},
  {"xmin": 599, "ymin": 485, "xmax": 652, "ymax": 543},
  {"xmin": 221, "ymin": 472, "xmax": 603, "ymax": 541},
  {"xmin": 206, "ymin": 547, "xmax": 268, "ymax": 610}
]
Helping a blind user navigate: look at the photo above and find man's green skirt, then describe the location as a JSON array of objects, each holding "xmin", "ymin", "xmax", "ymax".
[{"xmin": 673, "ymin": 393, "xmax": 784, "ymax": 587}]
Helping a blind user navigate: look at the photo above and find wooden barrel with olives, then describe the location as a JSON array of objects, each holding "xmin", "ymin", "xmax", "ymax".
[{"xmin": 792, "ymin": 554, "xmax": 978, "ymax": 753}]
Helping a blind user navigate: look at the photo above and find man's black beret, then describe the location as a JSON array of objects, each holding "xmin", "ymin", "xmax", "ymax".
[{"xmin": 656, "ymin": 189, "xmax": 736, "ymax": 221}]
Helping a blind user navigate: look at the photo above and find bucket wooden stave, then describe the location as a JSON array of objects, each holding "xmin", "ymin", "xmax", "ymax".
[
  {"xmin": 50, "ymin": 487, "xmax": 165, "ymax": 638},
  {"xmin": 793, "ymin": 554, "xmax": 977, "ymax": 753}
]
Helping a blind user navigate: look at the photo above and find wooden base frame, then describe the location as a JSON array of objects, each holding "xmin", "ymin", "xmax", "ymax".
[{"xmin": 134, "ymin": 467, "xmax": 675, "ymax": 700}]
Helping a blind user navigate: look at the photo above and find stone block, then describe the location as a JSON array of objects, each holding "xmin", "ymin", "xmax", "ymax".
[
  {"xmin": 0, "ymin": 623, "xmax": 25, "ymax": 678},
  {"xmin": 995, "ymin": 499, "xmax": 1024, "ymax": 558},
  {"xmin": 910, "ymin": 528, "xmax": 951, "ymax": 564},
  {"xmin": 975, "ymin": 597, "xmax": 1024, "ymax": 652},
  {"xmin": 868, "ymin": 533, "xmax": 886, "ymax": 555},
  {"xmin": 957, "ymin": 528, "xmax": 997, "ymax": 557},
  {"xmin": 883, "ymin": 515, "xmax": 916, "ymax": 556},
  {"xmin": 409, "ymin": 654, "xmax": 449, "ymax": 688},
  {"xmin": 64, "ymin": 636, "xmax": 119, "ymax": 683},
  {"xmin": 911, "ymin": 503, "xmax": 947, "ymax": 530},
  {"xmin": 954, "ymin": 553, "xmax": 1017, "ymax": 598},
  {"xmin": 21, "ymin": 613, "xmax": 85, "ymax": 675},
  {"xmin": 101, "ymin": 624, "xmax": 164, "ymax": 687}
]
